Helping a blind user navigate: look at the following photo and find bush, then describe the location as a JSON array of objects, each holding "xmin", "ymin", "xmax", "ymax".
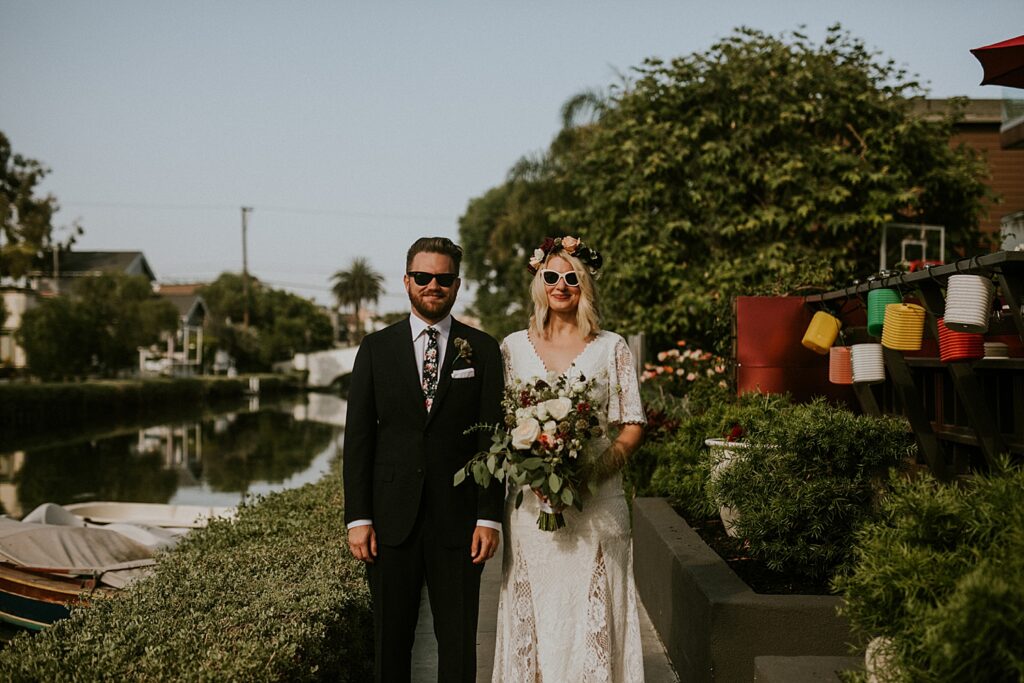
[
  {"xmin": 836, "ymin": 464, "xmax": 1024, "ymax": 682},
  {"xmin": 0, "ymin": 468, "xmax": 373, "ymax": 682},
  {"xmin": 712, "ymin": 398, "xmax": 915, "ymax": 580},
  {"xmin": 629, "ymin": 384, "xmax": 787, "ymax": 521}
]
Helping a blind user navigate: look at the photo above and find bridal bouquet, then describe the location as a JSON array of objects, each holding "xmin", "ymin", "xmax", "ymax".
[{"xmin": 454, "ymin": 373, "xmax": 604, "ymax": 531}]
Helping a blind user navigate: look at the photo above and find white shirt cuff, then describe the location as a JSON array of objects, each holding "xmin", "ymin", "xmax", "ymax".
[
  {"xmin": 476, "ymin": 520, "xmax": 502, "ymax": 531},
  {"xmin": 347, "ymin": 519, "xmax": 373, "ymax": 529}
]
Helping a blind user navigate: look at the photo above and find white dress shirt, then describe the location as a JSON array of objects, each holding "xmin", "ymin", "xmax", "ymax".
[{"xmin": 348, "ymin": 312, "xmax": 501, "ymax": 533}]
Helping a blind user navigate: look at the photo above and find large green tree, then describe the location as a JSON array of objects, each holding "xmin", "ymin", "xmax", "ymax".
[
  {"xmin": 17, "ymin": 273, "xmax": 178, "ymax": 379},
  {"xmin": 0, "ymin": 131, "xmax": 81, "ymax": 280},
  {"xmin": 200, "ymin": 273, "xmax": 334, "ymax": 371},
  {"xmin": 331, "ymin": 257, "xmax": 385, "ymax": 343},
  {"xmin": 459, "ymin": 124, "xmax": 586, "ymax": 338},
  {"xmin": 462, "ymin": 26, "xmax": 989, "ymax": 351},
  {"xmin": 555, "ymin": 26, "xmax": 988, "ymax": 350}
]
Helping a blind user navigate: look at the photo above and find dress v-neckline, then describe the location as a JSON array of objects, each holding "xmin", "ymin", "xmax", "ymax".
[{"xmin": 525, "ymin": 330, "xmax": 600, "ymax": 377}]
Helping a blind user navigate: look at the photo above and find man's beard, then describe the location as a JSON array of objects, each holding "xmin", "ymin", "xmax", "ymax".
[{"xmin": 410, "ymin": 289, "xmax": 456, "ymax": 322}]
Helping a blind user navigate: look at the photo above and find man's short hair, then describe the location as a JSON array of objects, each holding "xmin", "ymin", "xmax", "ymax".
[{"xmin": 406, "ymin": 237, "xmax": 463, "ymax": 274}]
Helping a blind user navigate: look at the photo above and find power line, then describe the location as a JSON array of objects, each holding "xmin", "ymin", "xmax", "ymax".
[{"xmin": 61, "ymin": 200, "xmax": 455, "ymax": 222}]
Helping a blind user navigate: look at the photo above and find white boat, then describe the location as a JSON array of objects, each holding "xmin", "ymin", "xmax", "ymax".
[{"xmin": 63, "ymin": 502, "xmax": 236, "ymax": 529}]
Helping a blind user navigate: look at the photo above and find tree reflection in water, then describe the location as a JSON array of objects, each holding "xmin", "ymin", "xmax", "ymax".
[
  {"xmin": 13, "ymin": 434, "xmax": 179, "ymax": 512},
  {"xmin": 1, "ymin": 404, "xmax": 338, "ymax": 517},
  {"xmin": 198, "ymin": 412, "xmax": 335, "ymax": 491}
]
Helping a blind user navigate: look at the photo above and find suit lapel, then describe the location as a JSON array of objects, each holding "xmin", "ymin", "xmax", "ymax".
[
  {"xmin": 426, "ymin": 318, "xmax": 461, "ymax": 424},
  {"xmin": 394, "ymin": 318, "xmax": 428, "ymax": 416}
]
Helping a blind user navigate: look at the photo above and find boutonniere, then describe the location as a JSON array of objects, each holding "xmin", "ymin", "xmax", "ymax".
[{"xmin": 453, "ymin": 337, "xmax": 473, "ymax": 365}]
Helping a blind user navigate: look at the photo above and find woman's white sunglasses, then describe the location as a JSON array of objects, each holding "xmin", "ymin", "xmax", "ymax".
[{"xmin": 540, "ymin": 269, "xmax": 580, "ymax": 287}]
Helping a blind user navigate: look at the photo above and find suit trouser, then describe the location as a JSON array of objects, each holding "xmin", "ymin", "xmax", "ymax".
[{"xmin": 367, "ymin": 508, "xmax": 483, "ymax": 683}]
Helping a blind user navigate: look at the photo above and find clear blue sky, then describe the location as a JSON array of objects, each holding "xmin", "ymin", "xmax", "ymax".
[{"xmin": 2, "ymin": 1, "xmax": 1022, "ymax": 313}]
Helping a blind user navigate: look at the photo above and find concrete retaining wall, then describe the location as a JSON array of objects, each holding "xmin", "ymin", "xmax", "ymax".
[{"xmin": 633, "ymin": 498, "xmax": 856, "ymax": 682}]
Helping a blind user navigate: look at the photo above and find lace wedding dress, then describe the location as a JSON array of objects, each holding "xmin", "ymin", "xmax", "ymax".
[{"xmin": 492, "ymin": 330, "xmax": 647, "ymax": 683}]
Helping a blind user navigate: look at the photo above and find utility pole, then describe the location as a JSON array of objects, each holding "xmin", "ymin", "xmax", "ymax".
[{"xmin": 241, "ymin": 206, "xmax": 253, "ymax": 329}]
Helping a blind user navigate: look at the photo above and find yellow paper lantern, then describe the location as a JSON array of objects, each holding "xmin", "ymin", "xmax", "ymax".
[{"xmin": 801, "ymin": 311, "xmax": 842, "ymax": 355}]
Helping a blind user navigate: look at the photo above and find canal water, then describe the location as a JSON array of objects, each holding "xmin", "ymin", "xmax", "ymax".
[
  {"xmin": 0, "ymin": 393, "xmax": 346, "ymax": 519},
  {"xmin": 0, "ymin": 392, "xmax": 345, "ymax": 643}
]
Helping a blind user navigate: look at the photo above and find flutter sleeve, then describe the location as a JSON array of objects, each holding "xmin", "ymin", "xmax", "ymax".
[{"xmin": 607, "ymin": 335, "xmax": 647, "ymax": 426}]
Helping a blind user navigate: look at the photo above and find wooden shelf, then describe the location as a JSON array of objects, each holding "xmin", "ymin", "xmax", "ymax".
[
  {"xmin": 802, "ymin": 251, "xmax": 1024, "ymax": 479},
  {"xmin": 904, "ymin": 357, "xmax": 1024, "ymax": 370}
]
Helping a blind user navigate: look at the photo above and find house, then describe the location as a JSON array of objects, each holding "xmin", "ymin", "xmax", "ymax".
[
  {"xmin": 141, "ymin": 283, "xmax": 211, "ymax": 377},
  {"xmin": 28, "ymin": 250, "xmax": 157, "ymax": 295},
  {"xmin": 915, "ymin": 98, "xmax": 1024, "ymax": 243},
  {"xmin": 0, "ymin": 287, "xmax": 38, "ymax": 370},
  {"xmin": 1, "ymin": 250, "xmax": 161, "ymax": 373}
]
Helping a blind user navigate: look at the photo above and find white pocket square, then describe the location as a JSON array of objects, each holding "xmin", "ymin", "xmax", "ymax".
[{"xmin": 451, "ymin": 368, "xmax": 475, "ymax": 379}]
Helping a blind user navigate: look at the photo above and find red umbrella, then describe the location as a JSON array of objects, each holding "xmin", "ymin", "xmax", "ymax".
[{"xmin": 971, "ymin": 34, "xmax": 1024, "ymax": 88}]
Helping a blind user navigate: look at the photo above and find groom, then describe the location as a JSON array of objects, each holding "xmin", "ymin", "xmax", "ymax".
[{"xmin": 344, "ymin": 236, "xmax": 504, "ymax": 683}]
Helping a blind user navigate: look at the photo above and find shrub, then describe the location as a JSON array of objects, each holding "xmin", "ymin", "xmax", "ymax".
[
  {"xmin": 712, "ymin": 398, "xmax": 915, "ymax": 580},
  {"xmin": 629, "ymin": 385, "xmax": 787, "ymax": 521},
  {"xmin": 0, "ymin": 467, "xmax": 373, "ymax": 682},
  {"xmin": 836, "ymin": 464, "xmax": 1024, "ymax": 682}
]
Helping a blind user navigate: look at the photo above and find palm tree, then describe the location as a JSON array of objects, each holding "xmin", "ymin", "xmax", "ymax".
[{"xmin": 331, "ymin": 257, "xmax": 385, "ymax": 343}]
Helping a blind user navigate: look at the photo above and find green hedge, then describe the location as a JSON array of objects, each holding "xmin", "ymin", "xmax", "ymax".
[
  {"xmin": 712, "ymin": 398, "xmax": 915, "ymax": 580},
  {"xmin": 629, "ymin": 382, "xmax": 790, "ymax": 521},
  {"xmin": 0, "ymin": 468, "xmax": 373, "ymax": 682},
  {"xmin": 0, "ymin": 375, "xmax": 301, "ymax": 432},
  {"xmin": 633, "ymin": 386, "xmax": 916, "ymax": 581},
  {"xmin": 836, "ymin": 464, "xmax": 1024, "ymax": 682}
]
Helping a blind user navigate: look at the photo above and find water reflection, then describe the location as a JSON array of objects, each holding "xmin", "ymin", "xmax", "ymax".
[{"xmin": 0, "ymin": 395, "xmax": 346, "ymax": 517}]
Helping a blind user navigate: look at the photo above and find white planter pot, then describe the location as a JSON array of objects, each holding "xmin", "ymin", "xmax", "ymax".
[
  {"xmin": 704, "ymin": 438, "xmax": 750, "ymax": 538},
  {"xmin": 865, "ymin": 636, "xmax": 900, "ymax": 683}
]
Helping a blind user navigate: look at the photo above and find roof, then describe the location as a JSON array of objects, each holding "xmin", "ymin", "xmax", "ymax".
[
  {"xmin": 912, "ymin": 98, "xmax": 1004, "ymax": 124},
  {"xmin": 155, "ymin": 283, "xmax": 205, "ymax": 296},
  {"xmin": 38, "ymin": 251, "xmax": 157, "ymax": 281},
  {"xmin": 159, "ymin": 293, "xmax": 208, "ymax": 321}
]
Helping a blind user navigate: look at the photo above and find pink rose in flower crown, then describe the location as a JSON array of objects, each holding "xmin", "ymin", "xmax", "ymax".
[{"xmin": 561, "ymin": 236, "xmax": 580, "ymax": 254}]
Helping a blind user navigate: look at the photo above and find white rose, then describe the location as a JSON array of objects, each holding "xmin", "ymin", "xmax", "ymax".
[
  {"xmin": 511, "ymin": 418, "xmax": 541, "ymax": 450},
  {"xmin": 571, "ymin": 380, "xmax": 587, "ymax": 393},
  {"xmin": 544, "ymin": 397, "xmax": 572, "ymax": 421},
  {"xmin": 543, "ymin": 419, "xmax": 557, "ymax": 436},
  {"xmin": 516, "ymin": 407, "xmax": 533, "ymax": 422},
  {"xmin": 534, "ymin": 402, "xmax": 549, "ymax": 422}
]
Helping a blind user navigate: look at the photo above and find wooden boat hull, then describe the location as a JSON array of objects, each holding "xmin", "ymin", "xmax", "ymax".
[{"xmin": 0, "ymin": 565, "xmax": 108, "ymax": 631}]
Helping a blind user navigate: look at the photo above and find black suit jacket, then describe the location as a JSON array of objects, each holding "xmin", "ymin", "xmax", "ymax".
[{"xmin": 343, "ymin": 317, "xmax": 505, "ymax": 547}]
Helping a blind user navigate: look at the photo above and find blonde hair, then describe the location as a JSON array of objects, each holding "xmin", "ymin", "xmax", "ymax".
[{"xmin": 529, "ymin": 252, "xmax": 601, "ymax": 340}]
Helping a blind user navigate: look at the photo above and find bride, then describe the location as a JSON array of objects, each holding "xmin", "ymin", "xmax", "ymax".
[{"xmin": 492, "ymin": 236, "xmax": 646, "ymax": 682}]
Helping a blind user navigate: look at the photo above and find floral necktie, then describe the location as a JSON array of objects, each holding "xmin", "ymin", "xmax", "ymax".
[{"xmin": 422, "ymin": 327, "xmax": 439, "ymax": 411}]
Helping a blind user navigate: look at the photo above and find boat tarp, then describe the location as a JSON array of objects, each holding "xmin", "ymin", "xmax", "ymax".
[{"xmin": 0, "ymin": 518, "xmax": 155, "ymax": 588}]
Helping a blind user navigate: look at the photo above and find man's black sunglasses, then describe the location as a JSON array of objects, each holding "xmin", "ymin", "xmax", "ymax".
[{"xmin": 408, "ymin": 271, "xmax": 458, "ymax": 287}]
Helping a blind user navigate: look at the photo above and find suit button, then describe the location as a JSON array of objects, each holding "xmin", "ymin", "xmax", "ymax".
[{"xmin": 416, "ymin": 468, "xmax": 423, "ymax": 474}]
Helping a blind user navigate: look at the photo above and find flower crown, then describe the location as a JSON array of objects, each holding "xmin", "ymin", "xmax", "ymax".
[{"xmin": 527, "ymin": 236, "xmax": 603, "ymax": 276}]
